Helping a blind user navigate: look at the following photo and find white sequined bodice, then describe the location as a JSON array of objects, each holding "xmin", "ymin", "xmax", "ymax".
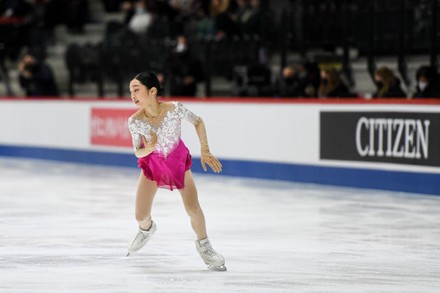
[{"xmin": 128, "ymin": 101, "xmax": 200, "ymax": 157}]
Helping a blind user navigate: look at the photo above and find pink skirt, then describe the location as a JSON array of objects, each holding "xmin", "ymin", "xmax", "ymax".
[{"xmin": 137, "ymin": 140, "xmax": 192, "ymax": 191}]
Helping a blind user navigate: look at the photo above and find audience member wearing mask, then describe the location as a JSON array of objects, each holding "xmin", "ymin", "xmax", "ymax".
[
  {"xmin": 18, "ymin": 53, "xmax": 59, "ymax": 97},
  {"xmin": 318, "ymin": 68, "xmax": 354, "ymax": 98},
  {"xmin": 123, "ymin": 0, "xmax": 153, "ymax": 34},
  {"xmin": 276, "ymin": 66, "xmax": 305, "ymax": 97},
  {"xmin": 413, "ymin": 65, "xmax": 440, "ymax": 98},
  {"xmin": 372, "ymin": 66, "xmax": 406, "ymax": 98}
]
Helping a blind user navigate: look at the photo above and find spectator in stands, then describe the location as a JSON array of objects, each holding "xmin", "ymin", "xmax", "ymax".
[
  {"xmin": 167, "ymin": 0, "xmax": 203, "ymax": 36},
  {"xmin": 318, "ymin": 68, "xmax": 354, "ymax": 98},
  {"xmin": 192, "ymin": 5, "xmax": 215, "ymax": 37},
  {"xmin": 169, "ymin": 0, "xmax": 201, "ymax": 21},
  {"xmin": 276, "ymin": 65, "xmax": 304, "ymax": 98},
  {"xmin": 0, "ymin": 0, "xmax": 33, "ymax": 18},
  {"xmin": 238, "ymin": 0, "xmax": 261, "ymax": 36},
  {"xmin": 299, "ymin": 61, "xmax": 321, "ymax": 97},
  {"xmin": 413, "ymin": 65, "xmax": 440, "ymax": 98},
  {"xmin": 166, "ymin": 35, "xmax": 204, "ymax": 96},
  {"xmin": 123, "ymin": 0, "xmax": 153, "ymax": 34},
  {"xmin": 211, "ymin": 0, "xmax": 240, "ymax": 39},
  {"xmin": 18, "ymin": 53, "xmax": 59, "ymax": 97},
  {"xmin": 372, "ymin": 67, "xmax": 406, "ymax": 98},
  {"xmin": 0, "ymin": 0, "xmax": 34, "ymax": 60},
  {"xmin": 210, "ymin": 0, "xmax": 231, "ymax": 18}
]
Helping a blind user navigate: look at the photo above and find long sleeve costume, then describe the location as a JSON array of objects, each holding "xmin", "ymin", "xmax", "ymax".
[{"xmin": 128, "ymin": 101, "xmax": 203, "ymax": 190}]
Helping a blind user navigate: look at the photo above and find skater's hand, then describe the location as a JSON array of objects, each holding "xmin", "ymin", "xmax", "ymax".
[
  {"xmin": 201, "ymin": 151, "xmax": 222, "ymax": 173},
  {"xmin": 135, "ymin": 131, "xmax": 157, "ymax": 158},
  {"xmin": 142, "ymin": 131, "xmax": 158, "ymax": 150}
]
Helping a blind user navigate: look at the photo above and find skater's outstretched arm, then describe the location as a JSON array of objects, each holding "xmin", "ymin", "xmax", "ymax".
[{"xmin": 194, "ymin": 119, "xmax": 222, "ymax": 173}]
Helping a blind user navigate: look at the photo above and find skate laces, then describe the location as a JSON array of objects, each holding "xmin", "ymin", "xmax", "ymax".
[{"xmin": 199, "ymin": 241, "xmax": 221, "ymax": 260}]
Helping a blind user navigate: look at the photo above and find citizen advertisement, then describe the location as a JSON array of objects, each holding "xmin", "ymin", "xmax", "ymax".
[{"xmin": 320, "ymin": 112, "xmax": 440, "ymax": 167}]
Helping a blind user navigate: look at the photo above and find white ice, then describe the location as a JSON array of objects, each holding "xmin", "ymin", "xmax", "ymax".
[{"xmin": 0, "ymin": 158, "xmax": 439, "ymax": 293}]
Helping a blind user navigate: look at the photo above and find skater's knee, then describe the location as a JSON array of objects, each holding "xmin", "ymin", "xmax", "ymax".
[{"xmin": 185, "ymin": 203, "xmax": 203, "ymax": 218}]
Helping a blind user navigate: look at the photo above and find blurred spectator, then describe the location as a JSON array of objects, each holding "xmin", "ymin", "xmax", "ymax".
[
  {"xmin": 318, "ymin": 68, "xmax": 354, "ymax": 98},
  {"xmin": 168, "ymin": 0, "xmax": 202, "ymax": 36},
  {"xmin": 123, "ymin": 0, "xmax": 153, "ymax": 34},
  {"xmin": 275, "ymin": 62, "xmax": 321, "ymax": 98},
  {"xmin": 276, "ymin": 65, "xmax": 304, "ymax": 97},
  {"xmin": 413, "ymin": 65, "xmax": 440, "ymax": 98},
  {"xmin": 237, "ymin": 0, "xmax": 261, "ymax": 36},
  {"xmin": 169, "ymin": 0, "xmax": 201, "ymax": 20},
  {"xmin": 300, "ymin": 61, "xmax": 321, "ymax": 97},
  {"xmin": 211, "ymin": 0, "xmax": 240, "ymax": 39},
  {"xmin": 18, "ymin": 53, "xmax": 59, "ymax": 97},
  {"xmin": 373, "ymin": 67, "xmax": 406, "ymax": 98},
  {"xmin": 192, "ymin": 5, "xmax": 215, "ymax": 37},
  {"xmin": 241, "ymin": 62, "xmax": 271, "ymax": 97},
  {"xmin": 0, "ymin": 0, "xmax": 34, "ymax": 60},
  {"xmin": 210, "ymin": 0, "xmax": 231, "ymax": 17},
  {"xmin": 166, "ymin": 35, "xmax": 204, "ymax": 96},
  {"xmin": 0, "ymin": 0, "xmax": 32, "ymax": 18}
]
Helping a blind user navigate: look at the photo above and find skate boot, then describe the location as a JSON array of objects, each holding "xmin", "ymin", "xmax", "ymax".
[
  {"xmin": 127, "ymin": 221, "xmax": 157, "ymax": 256},
  {"xmin": 195, "ymin": 237, "xmax": 226, "ymax": 271}
]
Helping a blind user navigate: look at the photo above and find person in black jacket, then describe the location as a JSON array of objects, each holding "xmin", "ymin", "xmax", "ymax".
[
  {"xmin": 372, "ymin": 66, "xmax": 406, "ymax": 98},
  {"xmin": 18, "ymin": 53, "xmax": 59, "ymax": 97},
  {"xmin": 318, "ymin": 68, "xmax": 355, "ymax": 98},
  {"xmin": 166, "ymin": 36, "xmax": 203, "ymax": 97},
  {"xmin": 413, "ymin": 65, "xmax": 440, "ymax": 98}
]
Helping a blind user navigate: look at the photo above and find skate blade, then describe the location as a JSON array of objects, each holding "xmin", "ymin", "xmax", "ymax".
[{"xmin": 208, "ymin": 265, "xmax": 227, "ymax": 271}]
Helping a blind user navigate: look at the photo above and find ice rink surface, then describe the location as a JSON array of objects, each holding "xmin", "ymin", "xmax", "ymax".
[{"xmin": 0, "ymin": 157, "xmax": 439, "ymax": 293}]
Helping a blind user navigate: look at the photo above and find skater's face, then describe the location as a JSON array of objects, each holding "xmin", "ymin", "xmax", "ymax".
[{"xmin": 129, "ymin": 79, "xmax": 157, "ymax": 107}]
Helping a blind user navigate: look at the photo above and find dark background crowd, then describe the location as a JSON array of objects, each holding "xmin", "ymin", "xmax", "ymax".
[{"xmin": 1, "ymin": 0, "xmax": 440, "ymax": 99}]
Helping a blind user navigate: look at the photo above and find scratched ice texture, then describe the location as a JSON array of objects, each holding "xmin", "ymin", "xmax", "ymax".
[{"xmin": 0, "ymin": 157, "xmax": 439, "ymax": 292}]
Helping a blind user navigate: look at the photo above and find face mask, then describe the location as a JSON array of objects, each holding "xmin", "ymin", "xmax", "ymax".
[
  {"xmin": 418, "ymin": 81, "xmax": 428, "ymax": 91},
  {"xmin": 376, "ymin": 81, "xmax": 384, "ymax": 89},
  {"xmin": 176, "ymin": 43, "xmax": 187, "ymax": 53},
  {"xmin": 24, "ymin": 63, "xmax": 36, "ymax": 71},
  {"xmin": 321, "ymin": 78, "xmax": 328, "ymax": 86},
  {"xmin": 135, "ymin": 7, "xmax": 144, "ymax": 14}
]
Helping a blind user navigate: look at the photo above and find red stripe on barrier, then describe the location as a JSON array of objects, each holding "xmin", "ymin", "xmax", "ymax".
[{"xmin": 1, "ymin": 96, "xmax": 440, "ymax": 105}]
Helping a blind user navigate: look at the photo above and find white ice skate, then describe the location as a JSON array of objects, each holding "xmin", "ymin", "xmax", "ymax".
[
  {"xmin": 127, "ymin": 221, "xmax": 157, "ymax": 256},
  {"xmin": 195, "ymin": 238, "xmax": 226, "ymax": 271}
]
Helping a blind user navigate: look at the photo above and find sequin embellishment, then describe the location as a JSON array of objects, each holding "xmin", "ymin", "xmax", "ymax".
[{"xmin": 128, "ymin": 101, "xmax": 200, "ymax": 157}]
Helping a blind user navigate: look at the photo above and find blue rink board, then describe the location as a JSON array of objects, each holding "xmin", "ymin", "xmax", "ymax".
[{"xmin": 0, "ymin": 145, "xmax": 439, "ymax": 196}]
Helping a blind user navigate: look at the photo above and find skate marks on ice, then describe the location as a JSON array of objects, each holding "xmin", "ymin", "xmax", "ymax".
[{"xmin": 0, "ymin": 158, "xmax": 440, "ymax": 292}]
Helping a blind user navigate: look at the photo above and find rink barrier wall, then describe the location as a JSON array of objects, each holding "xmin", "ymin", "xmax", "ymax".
[
  {"xmin": 0, "ymin": 97, "xmax": 439, "ymax": 196},
  {"xmin": 0, "ymin": 144, "xmax": 439, "ymax": 195}
]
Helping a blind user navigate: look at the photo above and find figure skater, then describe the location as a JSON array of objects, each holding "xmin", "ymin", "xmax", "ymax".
[{"xmin": 126, "ymin": 72, "xmax": 226, "ymax": 271}]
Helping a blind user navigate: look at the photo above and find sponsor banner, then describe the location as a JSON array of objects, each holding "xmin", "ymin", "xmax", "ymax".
[
  {"xmin": 90, "ymin": 108, "xmax": 134, "ymax": 147},
  {"xmin": 320, "ymin": 112, "xmax": 440, "ymax": 167}
]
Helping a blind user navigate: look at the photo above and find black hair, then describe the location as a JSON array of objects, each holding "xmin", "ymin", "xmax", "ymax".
[
  {"xmin": 134, "ymin": 72, "xmax": 164, "ymax": 96},
  {"xmin": 416, "ymin": 66, "xmax": 437, "ymax": 81}
]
